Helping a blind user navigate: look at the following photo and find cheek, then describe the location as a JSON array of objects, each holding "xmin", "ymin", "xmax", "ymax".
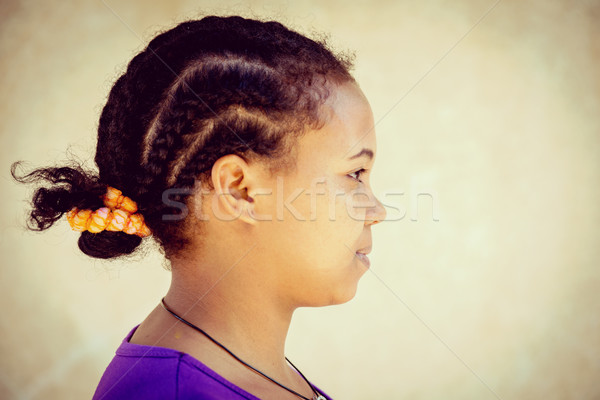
[
  {"xmin": 344, "ymin": 186, "xmax": 372, "ymax": 221},
  {"xmin": 303, "ymin": 186, "xmax": 365, "ymax": 265},
  {"xmin": 308, "ymin": 179, "xmax": 363, "ymax": 223},
  {"xmin": 257, "ymin": 178, "xmax": 363, "ymax": 266}
]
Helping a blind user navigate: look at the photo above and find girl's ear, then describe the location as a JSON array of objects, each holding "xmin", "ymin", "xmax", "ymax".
[{"xmin": 209, "ymin": 154, "xmax": 258, "ymax": 225}]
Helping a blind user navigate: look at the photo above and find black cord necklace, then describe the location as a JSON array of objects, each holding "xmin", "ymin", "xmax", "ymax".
[{"xmin": 159, "ymin": 297, "xmax": 326, "ymax": 400}]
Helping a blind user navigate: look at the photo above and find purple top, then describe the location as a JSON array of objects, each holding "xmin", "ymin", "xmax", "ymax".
[{"xmin": 92, "ymin": 324, "xmax": 332, "ymax": 400}]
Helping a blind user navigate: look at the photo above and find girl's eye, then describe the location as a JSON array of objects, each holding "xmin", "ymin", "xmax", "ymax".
[{"xmin": 348, "ymin": 168, "xmax": 367, "ymax": 183}]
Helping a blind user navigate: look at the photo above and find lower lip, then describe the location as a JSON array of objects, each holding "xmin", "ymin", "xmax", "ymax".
[{"xmin": 356, "ymin": 252, "xmax": 370, "ymax": 268}]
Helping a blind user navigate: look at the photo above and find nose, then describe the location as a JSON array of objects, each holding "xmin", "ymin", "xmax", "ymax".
[{"xmin": 366, "ymin": 193, "xmax": 386, "ymax": 225}]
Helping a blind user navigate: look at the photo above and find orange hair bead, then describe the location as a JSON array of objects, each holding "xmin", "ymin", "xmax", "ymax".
[
  {"xmin": 105, "ymin": 209, "xmax": 129, "ymax": 232},
  {"xmin": 67, "ymin": 208, "xmax": 92, "ymax": 232},
  {"xmin": 87, "ymin": 207, "xmax": 111, "ymax": 233},
  {"xmin": 103, "ymin": 187, "xmax": 138, "ymax": 213}
]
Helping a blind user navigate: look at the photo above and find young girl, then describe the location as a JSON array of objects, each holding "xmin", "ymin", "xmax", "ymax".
[{"xmin": 12, "ymin": 15, "xmax": 386, "ymax": 400}]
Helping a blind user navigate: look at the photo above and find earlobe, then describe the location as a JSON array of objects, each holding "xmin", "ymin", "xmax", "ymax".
[
  {"xmin": 240, "ymin": 196, "xmax": 258, "ymax": 225},
  {"xmin": 226, "ymin": 189, "xmax": 257, "ymax": 225}
]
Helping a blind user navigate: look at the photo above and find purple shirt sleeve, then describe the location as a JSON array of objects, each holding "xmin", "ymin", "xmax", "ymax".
[{"xmin": 92, "ymin": 324, "xmax": 333, "ymax": 400}]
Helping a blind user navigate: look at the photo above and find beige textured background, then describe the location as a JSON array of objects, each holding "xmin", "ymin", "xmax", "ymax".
[{"xmin": 1, "ymin": 0, "xmax": 599, "ymax": 399}]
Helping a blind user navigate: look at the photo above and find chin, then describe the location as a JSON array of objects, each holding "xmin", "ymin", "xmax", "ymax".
[
  {"xmin": 297, "ymin": 283, "xmax": 359, "ymax": 308},
  {"xmin": 331, "ymin": 285, "xmax": 360, "ymax": 305},
  {"xmin": 325, "ymin": 268, "xmax": 367, "ymax": 305},
  {"xmin": 297, "ymin": 262, "xmax": 366, "ymax": 307}
]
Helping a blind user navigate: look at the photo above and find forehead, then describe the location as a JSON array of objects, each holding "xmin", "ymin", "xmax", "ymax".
[{"xmin": 295, "ymin": 82, "xmax": 376, "ymax": 171}]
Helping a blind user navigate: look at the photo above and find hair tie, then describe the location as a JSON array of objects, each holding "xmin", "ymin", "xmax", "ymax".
[{"xmin": 66, "ymin": 186, "xmax": 151, "ymax": 237}]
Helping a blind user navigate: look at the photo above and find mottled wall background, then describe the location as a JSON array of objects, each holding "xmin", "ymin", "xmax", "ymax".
[{"xmin": 1, "ymin": 1, "xmax": 599, "ymax": 399}]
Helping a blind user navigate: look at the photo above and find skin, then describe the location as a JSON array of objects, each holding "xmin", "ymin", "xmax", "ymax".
[{"xmin": 130, "ymin": 80, "xmax": 386, "ymax": 399}]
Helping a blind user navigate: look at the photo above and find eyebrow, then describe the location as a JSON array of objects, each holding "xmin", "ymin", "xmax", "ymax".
[{"xmin": 347, "ymin": 148, "xmax": 374, "ymax": 161}]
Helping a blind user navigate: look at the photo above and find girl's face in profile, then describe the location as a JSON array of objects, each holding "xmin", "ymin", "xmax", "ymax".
[{"xmin": 253, "ymin": 81, "xmax": 387, "ymax": 307}]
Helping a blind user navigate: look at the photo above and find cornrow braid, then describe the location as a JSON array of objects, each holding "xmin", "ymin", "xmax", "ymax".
[{"xmin": 12, "ymin": 15, "xmax": 355, "ymax": 260}]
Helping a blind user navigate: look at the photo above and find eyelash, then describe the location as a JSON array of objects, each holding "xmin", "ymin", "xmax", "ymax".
[{"xmin": 348, "ymin": 168, "xmax": 367, "ymax": 183}]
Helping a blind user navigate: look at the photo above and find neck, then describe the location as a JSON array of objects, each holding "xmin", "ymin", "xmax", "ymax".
[{"xmin": 163, "ymin": 256, "xmax": 297, "ymax": 383}]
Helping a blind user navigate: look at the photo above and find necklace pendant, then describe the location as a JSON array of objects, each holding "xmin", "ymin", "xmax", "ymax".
[{"xmin": 313, "ymin": 396, "xmax": 327, "ymax": 400}]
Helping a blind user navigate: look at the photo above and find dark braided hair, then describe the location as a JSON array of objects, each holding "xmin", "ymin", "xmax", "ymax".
[{"xmin": 11, "ymin": 15, "xmax": 355, "ymax": 261}]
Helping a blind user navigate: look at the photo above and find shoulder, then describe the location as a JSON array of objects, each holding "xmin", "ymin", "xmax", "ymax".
[
  {"xmin": 91, "ymin": 330, "xmax": 181, "ymax": 400},
  {"xmin": 92, "ymin": 324, "xmax": 262, "ymax": 400}
]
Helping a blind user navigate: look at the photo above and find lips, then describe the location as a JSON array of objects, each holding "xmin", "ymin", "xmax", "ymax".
[
  {"xmin": 356, "ymin": 245, "xmax": 372, "ymax": 255},
  {"xmin": 355, "ymin": 244, "xmax": 372, "ymax": 268},
  {"xmin": 355, "ymin": 252, "xmax": 371, "ymax": 267}
]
